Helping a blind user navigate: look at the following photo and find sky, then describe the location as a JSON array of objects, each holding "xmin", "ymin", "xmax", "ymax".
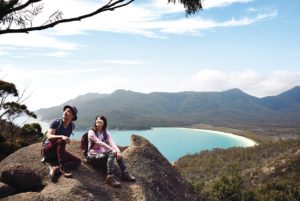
[{"xmin": 1, "ymin": 0, "xmax": 300, "ymax": 111}]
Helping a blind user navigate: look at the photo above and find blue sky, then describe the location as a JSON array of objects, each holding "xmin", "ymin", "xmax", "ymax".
[{"xmin": 1, "ymin": 0, "xmax": 300, "ymax": 110}]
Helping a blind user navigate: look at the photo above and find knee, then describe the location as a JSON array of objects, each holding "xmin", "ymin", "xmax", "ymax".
[
  {"xmin": 110, "ymin": 151, "xmax": 117, "ymax": 156},
  {"xmin": 56, "ymin": 139, "xmax": 66, "ymax": 145},
  {"xmin": 109, "ymin": 152, "xmax": 117, "ymax": 158}
]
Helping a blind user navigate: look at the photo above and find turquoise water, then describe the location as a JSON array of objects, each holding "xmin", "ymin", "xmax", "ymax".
[
  {"xmin": 15, "ymin": 118, "xmax": 255, "ymax": 161},
  {"xmin": 71, "ymin": 127, "xmax": 254, "ymax": 162}
]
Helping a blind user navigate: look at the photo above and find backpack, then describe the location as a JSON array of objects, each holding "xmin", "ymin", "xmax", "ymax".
[
  {"xmin": 80, "ymin": 132, "xmax": 91, "ymax": 157},
  {"xmin": 80, "ymin": 129, "xmax": 107, "ymax": 159}
]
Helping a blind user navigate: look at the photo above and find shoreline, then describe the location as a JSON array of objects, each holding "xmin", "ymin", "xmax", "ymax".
[
  {"xmin": 178, "ymin": 127, "xmax": 258, "ymax": 147},
  {"xmin": 199, "ymin": 128, "xmax": 258, "ymax": 147},
  {"xmin": 186, "ymin": 123, "xmax": 275, "ymax": 144}
]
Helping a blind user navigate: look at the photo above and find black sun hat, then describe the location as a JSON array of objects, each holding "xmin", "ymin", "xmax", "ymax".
[{"xmin": 63, "ymin": 105, "xmax": 78, "ymax": 121}]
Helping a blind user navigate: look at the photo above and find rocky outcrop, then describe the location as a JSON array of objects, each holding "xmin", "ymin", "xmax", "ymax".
[
  {"xmin": 1, "ymin": 163, "xmax": 43, "ymax": 192},
  {"xmin": 0, "ymin": 135, "xmax": 204, "ymax": 201}
]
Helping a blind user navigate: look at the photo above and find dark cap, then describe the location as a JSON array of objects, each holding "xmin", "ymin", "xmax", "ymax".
[{"xmin": 63, "ymin": 105, "xmax": 78, "ymax": 121}]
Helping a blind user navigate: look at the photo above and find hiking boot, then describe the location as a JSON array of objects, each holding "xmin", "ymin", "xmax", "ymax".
[
  {"xmin": 122, "ymin": 171, "xmax": 136, "ymax": 182},
  {"xmin": 48, "ymin": 166, "xmax": 59, "ymax": 182},
  {"xmin": 41, "ymin": 156, "xmax": 46, "ymax": 163},
  {"xmin": 59, "ymin": 166, "xmax": 73, "ymax": 178},
  {"xmin": 106, "ymin": 175, "xmax": 121, "ymax": 188}
]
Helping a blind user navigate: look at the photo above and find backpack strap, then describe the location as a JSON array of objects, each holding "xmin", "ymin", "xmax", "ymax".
[
  {"xmin": 103, "ymin": 130, "xmax": 109, "ymax": 144},
  {"xmin": 42, "ymin": 119, "xmax": 63, "ymax": 144},
  {"xmin": 70, "ymin": 122, "xmax": 75, "ymax": 136},
  {"xmin": 88, "ymin": 129, "xmax": 98, "ymax": 153},
  {"xmin": 53, "ymin": 119, "xmax": 63, "ymax": 135},
  {"xmin": 57, "ymin": 119, "xmax": 63, "ymax": 130},
  {"xmin": 57, "ymin": 119, "xmax": 75, "ymax": 136},
  {"xmin": 87, "ymin": 129, "xmax": 109, "ymax": 156}
]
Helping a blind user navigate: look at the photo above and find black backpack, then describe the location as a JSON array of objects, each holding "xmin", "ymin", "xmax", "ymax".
[{"xmin": 80, "ymin": 131, "xmax": 93, "ymax": 158}]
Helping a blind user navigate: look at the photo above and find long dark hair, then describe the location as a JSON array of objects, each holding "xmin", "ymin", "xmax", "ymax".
[
  {"xmin": 93, "ymin": 115, "xmax": 108, "ymax": 143},
  {"xmin": 94, "ymin": 115, "xmax": 107, "ymax": 131}
]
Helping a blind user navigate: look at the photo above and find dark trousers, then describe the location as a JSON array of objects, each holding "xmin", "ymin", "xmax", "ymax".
[
  {"xmin": 88, "ymin": 151, "xmax": 126, "ymax": 175},
  {"xmin": 44, "ymin": 139, "xmax": 81, "ymax": 169}
]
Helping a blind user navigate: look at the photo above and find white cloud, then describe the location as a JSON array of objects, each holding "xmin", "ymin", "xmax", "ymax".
[
  {"xmin": 0, "ymin": 32, "xmax": 78, "ymax": 50},
  {"xmin": 0, "ymin": 66, "xmax": 108, "ymax": 79},
  {"xmin": 27, "ymin": 51, "xmax": 68, "ymax": 57},
  {"xmin": 0, "ymin": 65, "xmax": 127, "ymax": 109},
  {"xmin": 46, "ymin": 0, "xmax": 277, "ymax": 38},
  {"xmin": 2, "ymin": 66, "xmax": 300, "ymax": 110},
  {"xmin": 0, "ymin": 47, "xmax": 19, "ymax": 56},
  {"xmin": 0, "ymin": 50, "xmax": 8, "ymax": 56},
  {"xmin": 80, "ymin": 76, "xmax": 131, "ymax": 94},
  {"xmin": 219, "ymin": 11, "xmax": 277, "ymax": 27},
  {"xmin": 145, "ymin": 0, "xmax": 253, "ymax": 14},
  {"xmin": 185, "ymin": 69, "xmax": 300, "ymax": 97},
  {"xmin": 100, "ymin": 69, "xmax": 300, "ymax": 99},
  {"xmin": 202, "ymin": 0, "xmax": 253, "ymax": 9},
  {"xmin": 248, "ymin": 7, "xmax": 259, "ymax": 12},
  {"xmin": 55, "ymin": 9, "xmax": 276, "ymax": 37},
  {"xmin": 95, "ymin": 59, "xmax": 143, "ymax": 65},
  {"xmin": 0, "ymin": 0, "xmax": 277, "ymax": 50},
  {"xmin": 69, "ymin": 59, "xmax": 144, "ymax": 65}
]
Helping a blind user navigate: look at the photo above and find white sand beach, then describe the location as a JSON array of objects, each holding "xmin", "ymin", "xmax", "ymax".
[{"xmin": 181, "ymin": 127, "xmax": 258, "ymax": 147}]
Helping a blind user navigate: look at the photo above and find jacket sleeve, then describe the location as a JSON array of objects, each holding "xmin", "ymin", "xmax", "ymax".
[{"xmin": 88, "ymin": 130, "xmax": 113, "ymax": 151}]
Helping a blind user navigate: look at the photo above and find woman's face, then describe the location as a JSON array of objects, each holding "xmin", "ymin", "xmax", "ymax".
[{"xmin": 95, "ymin": 118, "xmax": 104, "ymax": 130}]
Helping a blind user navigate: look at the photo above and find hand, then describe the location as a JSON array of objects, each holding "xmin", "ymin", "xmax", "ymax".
[
  {"xmin": 111, "ymin": 150, "xmax": 121, "ymax": 159},
  {"xmin": 116, "ymin": 151, "xmax": 122, "ymax": 159},
  {"xmin": 62, "ymin": 136, "xmax": 71, "ymax": 144}
]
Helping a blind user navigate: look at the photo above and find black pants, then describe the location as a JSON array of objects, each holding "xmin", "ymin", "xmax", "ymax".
[{"xmin": 88, "ymin": 151, "xmax": 126, "ymax": 175}]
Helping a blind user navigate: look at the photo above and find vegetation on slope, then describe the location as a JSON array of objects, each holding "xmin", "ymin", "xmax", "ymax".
[{"xmin": 176, "ymin": 139, "xmax": 300, "ymax": 201}]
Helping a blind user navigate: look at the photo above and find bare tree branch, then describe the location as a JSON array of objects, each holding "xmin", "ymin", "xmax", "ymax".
[
  {"xmin": 0, "ymin": 0, "xmax": 41, "ymax": 20},
  {"xmin": 0, "ymin": 0, "xmax": 134, "ymax": 34},
  {"xmin": 0, "ymin": 0, "xmax": 202, "ymax": 35},
  {"xmin": 8, "ymin": 0, "xmax": 41, "ymax": 14},
  {"xmin": 109, "ymin": 0, "xmax": 134, "ymax": 10}
]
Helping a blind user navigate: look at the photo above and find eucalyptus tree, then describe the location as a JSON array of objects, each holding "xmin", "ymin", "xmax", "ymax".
[
  {"xmin": 0, "ymin": 80, "xmax": 36, "ymax": 120},
  {"xmin": 0, "ymin": 80, "xmax": 36, "ymax": 144},
  {"xmin": 0, "ymin": 0, "xmax": 202, "ymax": 35}
]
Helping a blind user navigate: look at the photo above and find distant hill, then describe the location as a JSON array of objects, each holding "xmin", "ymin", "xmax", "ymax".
[
  {"xmin": 261, "ymin": 86, "xmax": 300, "ymax": 112},
  {"xmin": 36, "ymin": 87, "xmax": 300, "ymax": 130}
]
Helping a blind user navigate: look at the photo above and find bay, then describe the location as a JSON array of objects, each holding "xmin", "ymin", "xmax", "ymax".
[
  {"xmin": 15, "ymin": 117, "xmax": 256, "ymax": 162},
  {"xmin": 72, "ymin": 127, "xmax": 256, "ymax": 162}
]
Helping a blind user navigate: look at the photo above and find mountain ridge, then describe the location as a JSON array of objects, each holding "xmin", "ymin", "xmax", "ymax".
[{"xmin": 36, "ymin": 87, "xmax": 300, "ymax": 130}]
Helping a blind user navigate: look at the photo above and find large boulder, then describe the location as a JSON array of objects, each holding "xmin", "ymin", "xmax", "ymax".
[
  {"xmin": 0, "ymin": 163, "xmax": 43, "ymax": 192},
  {"xmin": 0, "ymin": 135, "xmax": 205, "ymax": 201}
]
